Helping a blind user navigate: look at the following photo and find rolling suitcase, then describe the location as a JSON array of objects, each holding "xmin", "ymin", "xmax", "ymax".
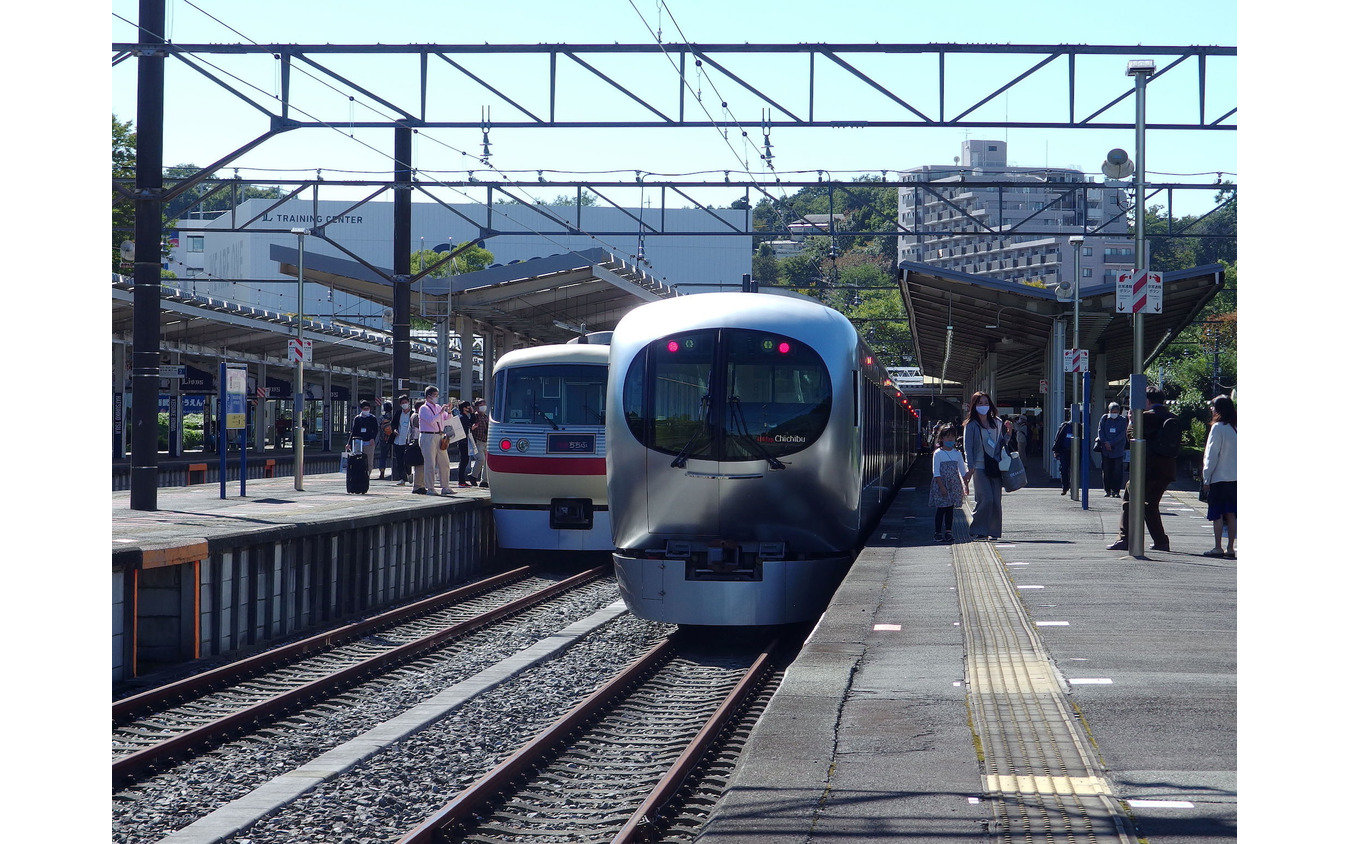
[{"xmin": 346, "ymin": 444, "xmax": 370, "ymax": 494}]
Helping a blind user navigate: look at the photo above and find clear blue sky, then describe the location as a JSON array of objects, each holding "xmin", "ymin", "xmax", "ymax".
[{"xmin": 109, "ymin": 0, "xmax": 1238, "ymax": 218}]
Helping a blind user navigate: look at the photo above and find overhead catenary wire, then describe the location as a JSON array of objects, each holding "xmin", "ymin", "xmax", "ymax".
[{"xmin": 113, "ymin": 7, "xmax": 675, "ymax": 287}]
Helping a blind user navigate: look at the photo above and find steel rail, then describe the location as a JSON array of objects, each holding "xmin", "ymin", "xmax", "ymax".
[
  {"xmin": 397, "ymin": 638, "xmax": 677, "ymax": 844},
  {"xmin": 112, "ymin": 565, "xmax": 534, "ymax": 723},
  {"xmin": 111, "ymin": 564, "xmax": 610, "ymax": 785},
  {"xmin": 610, "ymin": 638, "xmax": 779, "ymax": 844}
]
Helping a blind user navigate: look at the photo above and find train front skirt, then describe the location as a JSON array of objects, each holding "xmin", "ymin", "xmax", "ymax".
[{"xmin": 613, "ymin": 553, "xmax": 853, "ymax": 626}]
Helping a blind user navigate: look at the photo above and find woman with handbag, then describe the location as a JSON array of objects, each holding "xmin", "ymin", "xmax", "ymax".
[
  {"xmin": 961, "ymin": 390, "xmax": 1008, "ymax": 540},
  {"xmin": 407, "ymin": 400, "xmax": 428, "ymax": 493},
  {"xmin": 417, "ymin": 386, "xmax": 459, "ymax": 496}
]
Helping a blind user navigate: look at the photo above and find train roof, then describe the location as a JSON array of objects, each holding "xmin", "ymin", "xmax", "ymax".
[
  {"xmin": 612, "ymin": 291, "xmax": 857, "ymax": 344},
  {"xmin": 494, "ymin": 342, "xmax": 610, "ymax": 369}
]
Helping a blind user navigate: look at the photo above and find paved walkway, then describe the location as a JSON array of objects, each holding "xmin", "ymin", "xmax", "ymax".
[{"xmin": 699, "ymin": 458, "xmax": 1236, "ymax": 844}]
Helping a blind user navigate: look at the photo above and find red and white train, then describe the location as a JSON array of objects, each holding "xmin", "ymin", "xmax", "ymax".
[{"xmin": 484, "ymin": 334, "xmax": 614, "ymax": 553}]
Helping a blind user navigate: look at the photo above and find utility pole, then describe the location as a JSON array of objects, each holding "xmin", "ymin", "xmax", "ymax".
[
  {"xmin": 1126, "ymin": 58, "xmax": 1155, "ymax": 559},
  {"xmin": 130, "ymin": 0, "xmax": 166, "ymax": 511}
]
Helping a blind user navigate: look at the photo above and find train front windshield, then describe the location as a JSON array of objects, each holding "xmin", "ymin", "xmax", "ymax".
[
  {"xmin": 494, "ymin": 364, "xmax": 606, "ymax": 426},
  {"xmin": 623, "ymin": 328, "xmax": 832, "ymax": 461}
]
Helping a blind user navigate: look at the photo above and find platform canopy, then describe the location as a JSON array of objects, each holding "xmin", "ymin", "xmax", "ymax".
[
  {"xmin": 271, "ymin": 245, "xmax": 675, "ymax": 345},
  {"xmin": 110, "ymin": 275, "xmax": 445, "ymax": 381},
  {"xmin": 897, "ymin": 262, "xmax": 1226, "ymax": 402}
]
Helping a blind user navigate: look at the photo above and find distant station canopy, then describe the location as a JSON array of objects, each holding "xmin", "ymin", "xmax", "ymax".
[
  {"xmin": 271, "ymin": 245, "xmax": 676, "ymax": 345},
  {"xmin": 897, "ymin": 261, "xmax": 1226, "ymax": 398}
]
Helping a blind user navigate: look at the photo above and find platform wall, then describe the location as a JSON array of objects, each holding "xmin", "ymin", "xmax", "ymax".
[{"xmin": 112, "ymin": 500, "xmax": 496, "ymax": 683}]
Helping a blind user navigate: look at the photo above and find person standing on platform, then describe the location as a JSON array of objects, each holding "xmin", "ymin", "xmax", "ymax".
[
  {"xmin": 455, "ymin": 401, "xmax": 477, "ymax": 488},
  {"xmin": 962, "ymin": 390, "xmax": 1008, "ymax": 540},
  {"xmin": 1052, "ymin": 409, "xmax": 1072, "ymax": 495},
  {"xmin": 1096, "ymin": 402, "xmax": 1128, "ymax": 497},
  {"xmin": 1201, "ymin": 395, "xmax": 1237, "ymax": 559},
  {"xmin": 376, "ymin": 401, "xmax": 394, "ymax": 480},
  {"xmin": 471, "ymin": 397, "xmax": 490, "ymax": 487},
  {"xmin": 349, "ymin": 400, "xmax": 378, "ymax": 478},
  {"xmin": 1108, "ymin": 387, "xmax": 1179, "ymax": 552},
  {"xmin": 391, "ymin": 395, "xmax": 412, "ymax": 486},
  {"xmin": 1012, "ymin": 413, "xmax": 1028, "ymax": 455},
  {"xmin": 929, "ymin": 423, "xmax": 968, "ymax": 543},
  {"xmin": 418, "ymin": 386, "xmax": 456, "ymax": 496},
  {"xmin": 409, "ymin": 400, "xmax": 428, "ymax": 494}
]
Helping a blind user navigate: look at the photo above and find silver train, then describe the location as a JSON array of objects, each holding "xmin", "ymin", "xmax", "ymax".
[{"xmin": 606, "ymin": 291, "xmax": 917, "ymax": 625}]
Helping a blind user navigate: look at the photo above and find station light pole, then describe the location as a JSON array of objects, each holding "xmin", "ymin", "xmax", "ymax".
[
  {"xmin": 1068, "ymin": 235, "xmax": 1083, "ymax": 502},
  {"xmin": 292, "ymin": 227, "xmax": 308, "ymax": 491},
  {"xmin": 1127, "ymin": 58, "xmax": 1154, "ymax": 559}
]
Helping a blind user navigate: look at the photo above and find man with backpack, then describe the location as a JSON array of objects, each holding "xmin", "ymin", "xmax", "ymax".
[{"xmin": 1107, "ymin": 387, "xmax": 1181, "ymax": 553}]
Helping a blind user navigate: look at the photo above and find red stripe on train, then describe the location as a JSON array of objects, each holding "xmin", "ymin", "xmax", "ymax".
[{"xmin": 487, "ymin": 454, "xmax": 607, "ymax": 475}]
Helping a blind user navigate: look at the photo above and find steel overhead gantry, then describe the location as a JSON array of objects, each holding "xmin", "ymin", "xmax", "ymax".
[
  {"xmin": 110, "ymin": 42, "xmax": 1236, "ymax": 131},
  {"xmin": 115, "ymin": 27, "xmax": 1235, "ymax": 509}
]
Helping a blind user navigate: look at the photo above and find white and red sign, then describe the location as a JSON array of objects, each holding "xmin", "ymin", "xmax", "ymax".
[
  {"xmin": 1115, "ymin": 270, "xmax": 1162, "ymax": 314},
  {"xmin": 288, "ymin": 338, "xmax": 313, "ymax": 363},
  {"xmin": 1063, "ymin": 349, "xmax": 1089, "ymax": 373}
]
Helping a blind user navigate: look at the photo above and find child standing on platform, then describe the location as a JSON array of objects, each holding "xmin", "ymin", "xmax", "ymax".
[{"xmin": 929, "ymin": 423, "xmax": 968, "ymax": 543}]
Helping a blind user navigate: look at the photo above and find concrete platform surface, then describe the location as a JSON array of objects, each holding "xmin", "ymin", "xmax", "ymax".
[
  {"xmin": 699, "ymin": 463, "xmax": 1236, "ymax": 844},
  {"xmin": 113, "ymin": 472, "xmax": 489, "ymax": 555}
]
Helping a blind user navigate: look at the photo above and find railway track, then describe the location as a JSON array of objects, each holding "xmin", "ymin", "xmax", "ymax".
[
  {"xmin": 112, "ymin": 564, "xmax": 609, "ymax": 785},
  {"xmin": 399, "ymin": 634, "xmax": 780, "ymax": 844}
]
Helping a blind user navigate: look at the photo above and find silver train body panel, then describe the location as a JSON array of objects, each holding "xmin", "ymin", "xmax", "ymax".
[{"xmin": 606, "ymin": 292, "xmax": 913, "ymax": 625}]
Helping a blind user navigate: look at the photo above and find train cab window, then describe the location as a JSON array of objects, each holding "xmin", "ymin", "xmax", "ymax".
[
  {"xmin": 624, "ymin": 328, "xmax": 831, "ymax": 461},
  {"xmin": 494, "ymin": 364, "xmax": 606, "ymax": 426}
]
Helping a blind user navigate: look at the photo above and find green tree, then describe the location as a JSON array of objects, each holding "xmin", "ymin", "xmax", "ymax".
[
  {"xmin": 751, "ymin": 242, "xmax": 779, "ymax": 285},
  {"xmin": 545, "ymin": 191, "xmax": 598, "ymax": 206},
  {"xmin": 163, "ymin": 163, "xmax": 284, "ymax": 221},
  {"xmin": 411, "ymin": 243, "xmax": 494, "ymax": 278},
  {"xmin": 112, "ymin": 115, "xmax": 136, "ymax": 269}
]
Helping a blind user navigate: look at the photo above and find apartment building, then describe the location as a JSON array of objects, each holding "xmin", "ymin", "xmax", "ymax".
[{"xmin": 898, "ymin": 140, "xmax": 1135, "ymax": 289}]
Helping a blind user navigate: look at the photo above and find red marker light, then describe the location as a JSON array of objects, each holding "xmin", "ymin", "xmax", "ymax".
[
  {"xmin": 499, "ymin": 438, "xmax": 512, "ymax": 451},
  {"xmin": 778, "ymin": 342, "xmax": 791, "ymax": 354},
  {"xmin": 667, "ymin": 341, "xmax": 679, "ymax": 353}
]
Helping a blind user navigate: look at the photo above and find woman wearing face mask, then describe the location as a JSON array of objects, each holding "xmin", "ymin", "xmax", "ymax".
[
  {"xmin": 390, "ymin": 395, "xmax": 412, "ymax": 485},
  {"xmin": 961, "ymin": 390, "xmax": 1009, "ymax": 540},
  {"xmin": 929, "ymin": 422, "xmax": 968, "ymax": 543},
  {"xmin": 1096, "ymin": 401, "xmax": 1128, "ymax": 497}
]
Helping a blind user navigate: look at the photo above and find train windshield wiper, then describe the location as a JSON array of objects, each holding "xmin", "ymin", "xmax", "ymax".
[
  {"xmin": 727, "ymin": 396, "xmax": 785, "ymax": 470},
  {"xmin": 532, "ymin": 403, "xmax": 561, "ymax": 430},
  {"xmin": 670, "ymin": 395, "xmax": 711, "ymax": 468}
]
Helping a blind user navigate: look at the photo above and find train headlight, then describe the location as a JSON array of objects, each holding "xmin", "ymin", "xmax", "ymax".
[{"xmin": 516, "ymin": 438, "xmax": 530, "ymax": 453}]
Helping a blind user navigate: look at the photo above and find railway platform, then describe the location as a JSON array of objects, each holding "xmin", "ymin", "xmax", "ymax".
[
  {"xmin": 112, "ymin": 471, "xmax": 497, "ymax": 685},
  {"xmin": 699, "ymin": 460, "xmax": 1237, "ymax": 844}
]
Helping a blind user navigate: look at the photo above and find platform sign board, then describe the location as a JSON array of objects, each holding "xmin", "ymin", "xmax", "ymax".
[
  {"xmin": 220, "ymin": 363, "xmax": 249, "ymax": 499},
  {"xmin": 224, "ymin": 367, "xmax": 248, "ymax": 430},
  {"xmin": 288, "ymin": 338, "xmax": 313, "ymax": 364},
  {"xmin": 1063, "ymin": 349, "xmax": 1089, "ymax": 373},
  {"xmin": 1115, "ymin": 270, "xmax": 1162, "ymax": 314}
]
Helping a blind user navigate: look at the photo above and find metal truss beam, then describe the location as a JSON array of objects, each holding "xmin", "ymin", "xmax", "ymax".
[
  {"xmin": 128, "ymin": 176, "xmax": 1236, "ymax": 241},
  {"xmin": 111, "ymin": 42, "xmax": 1235, "ymax": 132}
]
